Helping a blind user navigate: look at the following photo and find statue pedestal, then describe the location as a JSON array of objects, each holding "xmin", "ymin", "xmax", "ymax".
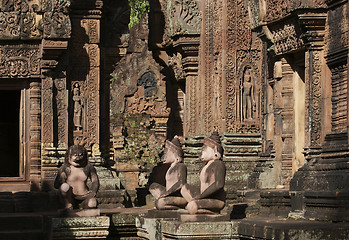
[
  {"xmin": 137, "ymin": 208, "xmax": 239, "ymax": 239},
  {"xmin": 58, "ymin": 209, "xmax": 100, "ymax": 217},
  {"xmin": 161, "ymin": 220, "xmax": 240, "ymax": 240},
  {"xmin": 137, "ymin": 214, "xmax": 240, "ymax": 240},
  {"xmin": 179, "ymin": 213, "xmax": 229, "ymax": 222},
  {"xmin": 50, "ymin": 216, "xmax": 109, "ymax": 239}
]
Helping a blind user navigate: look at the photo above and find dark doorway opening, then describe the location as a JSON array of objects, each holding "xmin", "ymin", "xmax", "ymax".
[{"xmin": 0, "ymin": 90, "xmax": 20, "ymax": 177}]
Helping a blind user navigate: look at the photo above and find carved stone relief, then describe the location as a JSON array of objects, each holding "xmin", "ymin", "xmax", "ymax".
[
  {"xmin": 0, "ymin": 12, "xmax": 20, "ymax": 39},
  {"xmin": 54, "ymin": 76, "xmax": 68, "ymax": 146},
  {"xmin": 168, "ymin": 0, "xmax": 201, "ymax": 36},
  {"xmin": 327, "ymin": 3, "xmax": 348, "ymax": 55},
  {"xmin": 0, "ymin": 45, "xmax": 40, "ymax": 78},
  {"xmin": 42, "ymin": 76, "xmax": 54, "ymax": 144},
  {"xmin": 43, "ymin": 11, "xmax": 71, "ymax": 39},
  {"xmin": 309, "ymin": 51, "xmax": 322, "ymax": 145},
  {"xmin": 330, "ymin": 63, "xmax": 348, "ymax": 132},
  {"xmin": 264, "ymin": 0, "xmax": 327, "ymax": 22},
  {"xmin": 73, "ymin": 82, "xmax": 83, "ymax": 131},
  {"xmin": 168, "ymin": 52, "xmax": 185, "ymax": 81},
  {"xmin": 270, "ymin": 21, "xmax": 305, "ymax": 55},
  {"xmin": 225, "ymin": 0, "xmax": 263, "ymax": 133}
]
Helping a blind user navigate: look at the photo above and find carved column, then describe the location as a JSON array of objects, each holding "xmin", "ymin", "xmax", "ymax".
[
  {"xmin": 177, "ymin": 43, "xmax": 200, "ymax": 136},
  {"xmin": 299, "ymin": 13, "xmax": 327, "ymax": 147},
  {"xmin": 162, "ymin": 0, "xmax": 202, "ymax": 137},
  {"xmin": 29, "ymin": 81, "xmax": 41, "ymax": 189},
  {"xmin": 69, "ymin": 7, "xmax": 102, "ymax": 152}
]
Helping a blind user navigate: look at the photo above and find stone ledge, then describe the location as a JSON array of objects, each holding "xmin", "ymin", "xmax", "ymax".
[
  {"xmin": 161, "ymin": 220, "xmax": 240, "ymax": 240},
  {"xmin": 238, "ymin": 217, "xmax": 349, "ymax": 240},
  {"xmin": 50, "ymin": 216, "xmax": 109, "ymax": 239}
]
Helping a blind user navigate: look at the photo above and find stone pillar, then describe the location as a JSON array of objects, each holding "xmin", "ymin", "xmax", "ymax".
[
  {"xmin": 41, "ymin": 40, "xmax": 70, "ymax": 190},
  {"xmin": 300, "ymin": 13, "xmax": 327, "ymax": 147},
  {"xmin": 29, "ymin": 81, "xmax": 41, "ymax": 190}
]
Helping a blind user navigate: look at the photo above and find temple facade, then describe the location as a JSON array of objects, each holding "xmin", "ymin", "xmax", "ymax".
[{"xmin": 0, "ymin": 0, "xmax": 348, "ymax": 230}]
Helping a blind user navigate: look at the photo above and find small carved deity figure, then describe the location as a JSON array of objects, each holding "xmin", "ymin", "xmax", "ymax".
[
  {"xmin": 73, "ymin": 82, "xmax": 83, "ymax": 131},
  {"xmin": 149, "ymin": 136, "xmax": 188, "ymax": 210},
  {"xmin": 242, "ymin": 67, "xmax": 255, "ymax": 120},
  {"xmin": 54, "ymin": 145, "xmax": 99, "ymax": 210},
  {"xmin": 181, "ymin": 131, "xmax": 226, "ymax": 214}
]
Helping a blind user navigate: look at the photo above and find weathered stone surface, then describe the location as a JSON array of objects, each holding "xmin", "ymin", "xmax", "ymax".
[
  {"xmin": 161, "ymin": 220, "xmax": 240, "ymax": 240},
  {"xmin": 238, "ymin": 217, "xmax": 349, "ymax": 240},
  {"xmin": 50, "ymin": 216, "xmax": 109, "ymax": 239}
]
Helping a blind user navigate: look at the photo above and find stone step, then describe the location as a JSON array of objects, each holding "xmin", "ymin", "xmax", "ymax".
[
  {"xmin": 0, "ymin": 230, "xmax": 44, "ymax": 240},
  {"xmin": 0, "ymin": 214, "xmax": 44, "ymax": 240},
  {"xmin": 0, "ymin": 215, "xmax": 43, "ymax": 231}
]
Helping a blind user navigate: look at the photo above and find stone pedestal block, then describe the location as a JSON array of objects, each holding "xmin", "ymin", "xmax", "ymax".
[
  {"xmin": 50, "ymin": 216, "xmax": 109, "ymax": 239},
  {"xmin": 161, "ymin": 220, "xmax": 240, "ymax": 240},
  {"xmin": 136, "ymin": 208, "xmax": 240, "ymax": 240}
]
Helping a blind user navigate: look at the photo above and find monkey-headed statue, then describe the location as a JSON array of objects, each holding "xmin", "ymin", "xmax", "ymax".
[
  {"xmin": 181, "ymin": 131, "xmax": 226, "ymax": 215},
  {"xmin": 149, "ymin": 136, "xmax": 188, "ymax": 210},
  {"xmin": 54, "ymin": 145, "xmax": 100, "ymax": 211}
]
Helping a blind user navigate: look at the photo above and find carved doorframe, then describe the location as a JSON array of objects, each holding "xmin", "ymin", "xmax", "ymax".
[{"xmin": 0, "ymin": 79, "xmax": 31, "ymax": 191}]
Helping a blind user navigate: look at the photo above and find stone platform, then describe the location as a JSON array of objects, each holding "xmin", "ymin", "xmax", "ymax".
[
  {"xmin": 136, "ymin": 207, "xmax": 238, "ymax": 240},
  {"xmin": 238, "ymin": 216, "xmax": 349, "ymax": 240},
  {"xmin": 50, "ymin": 216, "xmax": 110, "ymax": 239},
  {"xmin": 2, "ymin": 206, "xmax": 349, "ymax": 240}
]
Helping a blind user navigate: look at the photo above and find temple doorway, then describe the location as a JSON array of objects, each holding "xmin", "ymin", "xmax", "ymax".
[{"xmin": 0, "ymin": 90, "xmax": 20, "ymax": 177}]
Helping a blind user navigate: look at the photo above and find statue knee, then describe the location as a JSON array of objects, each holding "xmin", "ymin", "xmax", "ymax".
[
  {"xmin": 187, "ymin": 201, "xmax": 198, "ymax": 215},
  {"xmin": 156, "ymin": 198, "xmax": 167, "ymax": 210},
  {"xmin": 87, "ymin": 197, "xmax": 97, "ymax": 208},
  {"xmin": 60, "ymin": 183, "xmax": 71, "ymax": 193}
]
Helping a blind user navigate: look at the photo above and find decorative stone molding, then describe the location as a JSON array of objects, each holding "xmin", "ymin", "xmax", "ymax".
[
  {"xmin": 0, "ymin": 44, "xmax": 40, "ymax": 78},
  {"xmin": 51, "ymin": 216, "xmax": 110, "ymax": 239}
]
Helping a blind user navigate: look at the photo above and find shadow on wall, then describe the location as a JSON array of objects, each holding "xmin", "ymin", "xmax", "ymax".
[{"xmin": 148, "ymin": 0, "xmax": 184, "ymax": 139}]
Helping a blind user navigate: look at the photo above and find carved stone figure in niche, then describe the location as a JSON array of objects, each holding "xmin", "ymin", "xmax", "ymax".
[
  {"xmin": 242, "ymin": 66, "xmax": 256, "ymax": 120},
  {"xmin": 149, "ymin": 136, "xmax": 188, "ymax": 210},
  {"xmin": 138, "ymin": 71, "xmax": 157, "ymax": 98},
  {"xmin": 73, "ymin": 82, "xmax": 83, "ymax": 131},
  {"xmin": 181, "ymin": 131, "xmax": 226, "ymax": 214},
  {"xmin": 54, "ymin": 145, "xmax": 99, "ymax": 211}
]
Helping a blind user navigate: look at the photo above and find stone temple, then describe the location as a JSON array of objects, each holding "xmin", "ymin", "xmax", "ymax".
[{"xmin": 0, "ymin": 0, "xmax": 349, "ymax": 239}]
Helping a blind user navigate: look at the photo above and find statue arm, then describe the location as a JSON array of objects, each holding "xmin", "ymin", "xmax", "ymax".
[
  {"xmin": 252, "ymin": 84, "xmax": 256, "ymax": 105},
  {"xmin": 89, "ymin": 165, "xmax": 100, "ymax": 196},
  {"xmin": 160, "ymin": 164, "xmax": 187, "ymax": 198},
  {"xmin": 198, "ymin": 162, "xmax": 225, "ymax": 199},
  {"xmin": 54, "ymin": 166, "xmax": 67, "ymax": 189}
]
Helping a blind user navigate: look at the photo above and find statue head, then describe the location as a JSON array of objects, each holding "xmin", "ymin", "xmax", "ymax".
[
  {"xmin": 65, "ymin": 145, "xmax": 89, "ymax": 168},
  {"xmin": 162, "ymin": 136, "xmax": 184, "ymax": 164},
  {"xmin": 244, "ymin": 67, "xmax": 252, "ymax": 82},
  {"xmin": 200, "ymin": 131, "xmax": 223, "ymax": 162}
]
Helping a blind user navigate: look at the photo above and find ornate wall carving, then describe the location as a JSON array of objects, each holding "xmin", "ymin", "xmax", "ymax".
[
  {"xmin": 326, "ymin": 2, "xmax": 348, "ymax": 133},
  {"xmin": 54, "ymin": 76, "xmax": 68, "ymax": 146},
  {"xmin": 270, "ymin": 20, "xmax": 305, "ymax": 55},
  {"xmin": 330, "ymin": 63, "xmax": 348, "ymax": 132},
  {"xmin": 42, "ymin": 76, "xmax": 54, "ymax": 144},
  {"xmin": 265, "ymin": 0, "xmax": 327, "ymax": 22},
  {"xmin": 225, "ymin": 0, "xmax": 262, "ymax": 133},
  {"xmin": 43, "ymin": 11, "xmax": 71, "ymax": 39},
  {"xmin": 309, "ymin": 51, "xmax": 323, "ymax": 145},
  {"xmin": 168, "ymin": 0, "xmax": 201, "ymax": 36},
  {"xmin": 0, "ymin": 45, "xmax": 40, "ymax": 78},
  {"xmin": 29, "ymin": 81, "xmax": 41, "ymax": 187}
]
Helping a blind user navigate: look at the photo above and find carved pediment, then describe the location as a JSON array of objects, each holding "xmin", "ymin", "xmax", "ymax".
[
  {"xmin": 167, "ymin": 0, "xmax": 202, "ymax": 37},
  {"xmin": 266, "ymin": 12, "xmax": 326, "ymax": 55}
]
